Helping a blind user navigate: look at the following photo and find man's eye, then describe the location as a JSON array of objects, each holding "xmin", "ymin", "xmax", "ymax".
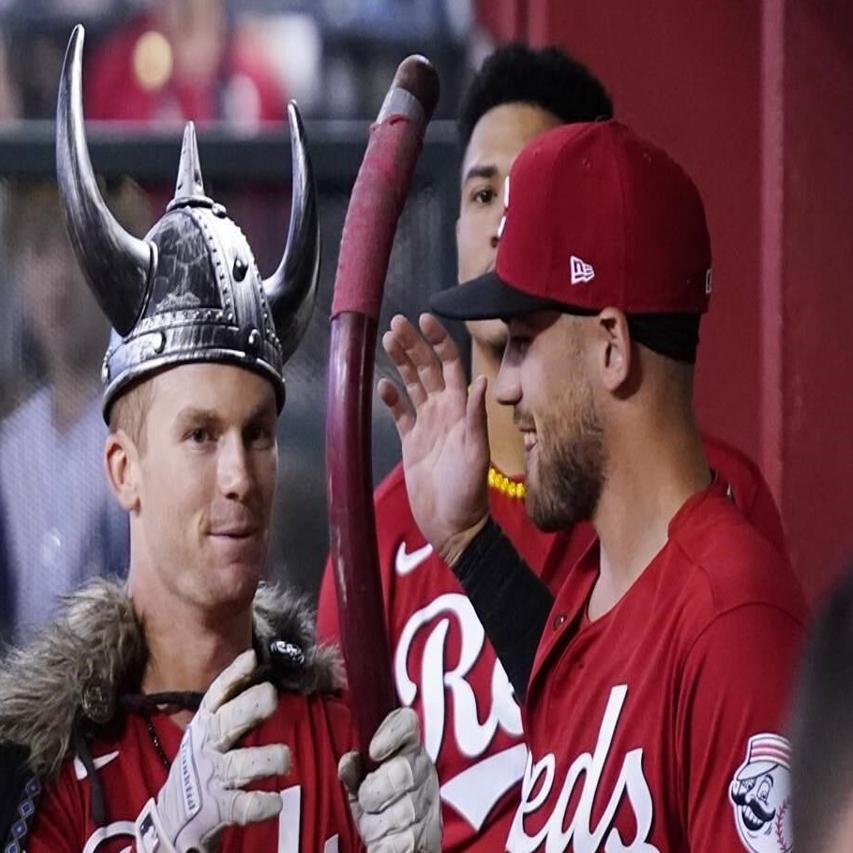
[
  {"xmin": 188, "ymin": 427, "xmax": 210, "ymax": 443},
  {"xmin": 246, "ymin": 425, "xmax": 273, "ymax": 447},
  {"xmin": 471, "ymin": 187, "xmax": 496, "ymax": 206}
]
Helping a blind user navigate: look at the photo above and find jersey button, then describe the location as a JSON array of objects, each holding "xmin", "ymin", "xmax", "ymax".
[{"xmin": 552, "ymin": 613, "xmax": 567, "ymax": 630}]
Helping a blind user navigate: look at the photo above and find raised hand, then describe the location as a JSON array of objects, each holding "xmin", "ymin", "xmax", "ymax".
[
  {"xmin": 378, "ymin": 313, "xmax": 490, "ymax": 565},
  {"xmin": 135, "ymin": 649, "xmax": 288, "ymax": 852}
]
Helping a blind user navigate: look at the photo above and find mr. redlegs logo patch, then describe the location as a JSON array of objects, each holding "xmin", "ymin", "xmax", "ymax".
[{"xmin": 729, "ymin": 733, "xmax": 793, "ymax": 852}]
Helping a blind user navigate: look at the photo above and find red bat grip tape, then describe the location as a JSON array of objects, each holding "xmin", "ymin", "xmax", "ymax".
[{"xmin": 331, "ymin": 115, "xmax": 424, "ymax": 320}]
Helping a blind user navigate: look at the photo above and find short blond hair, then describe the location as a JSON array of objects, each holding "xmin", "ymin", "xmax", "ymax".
[{"xmin": 108, "ymin": 380, "xmax": 155, "ymax": 455}]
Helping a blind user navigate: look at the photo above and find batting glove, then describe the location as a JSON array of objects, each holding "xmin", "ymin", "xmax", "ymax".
[
  {"xmin": 135, "ymin": 649, "xmax": 288, "ymax": 852},
  {"xmin": 339, "ymin": 707, "xmax": 441, "ymax": 853}
]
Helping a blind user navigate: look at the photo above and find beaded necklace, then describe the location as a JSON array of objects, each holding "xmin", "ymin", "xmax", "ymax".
[{"xmin": 488, "ymin": 465, "xmax": 526, "ymax": 500}]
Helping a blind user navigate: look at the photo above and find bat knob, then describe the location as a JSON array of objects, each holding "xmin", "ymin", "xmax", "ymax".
[{"xmin": 391, "ymin": 55, "xmax": 440, "ymax": 122}]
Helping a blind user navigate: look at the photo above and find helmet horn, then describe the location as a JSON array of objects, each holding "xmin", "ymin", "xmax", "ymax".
[
  {"xmin": 262, "ymin": 101, "xmax": 320, "ymax": 363},
  {"xmin": 56, "ymin": 25, "xmax": 152, "ymax": 337}
]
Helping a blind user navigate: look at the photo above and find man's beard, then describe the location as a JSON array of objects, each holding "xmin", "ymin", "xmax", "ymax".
[{"xmin": 525, "ymin": 384, "xmax": 605, "ymax": 532}]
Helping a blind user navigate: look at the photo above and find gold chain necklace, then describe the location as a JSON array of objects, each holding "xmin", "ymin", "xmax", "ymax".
[
  {"xmin": 488, "ymin": 465, "xmax": 526, "ymax": 500},
  {"xmin": 142, "ymin": 711, "xmax": 172, "ymax": 770}
]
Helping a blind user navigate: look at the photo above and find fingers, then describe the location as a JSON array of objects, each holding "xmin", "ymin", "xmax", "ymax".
[
  {"xmin": 358, "ymin": 754, "xmax": 415, "ymax": 813},
  {"xmin": 209, "ymin": 681, "xmax": 278, "ymax": 751},
  {"xmin": 419, "ymin": 314, "xmax": 467, "ymax": 393},
  {"xmin": 377, "ymin": 378, "xmax": 415, "ymax": 439},
  {"xmin": 383, "ymin": 316, "xmax": 434, "ymax": 409},
  {"xmin": 221, "ymin": 744, "xmax": 290, "ymax": 788},
  {"xmin": 465, "ymin": 375, "xmax": 489, "ymax": 458},
  {"xmin": 369, "ymin": 707, "xmax": 420, "ymax": 763},
  {"xmin": 370, "ymin": 833, "xmax": 417, "ymax": 853},
  {"xmin": 382, "ymin": 315, "xmax": 446, "ymax": 405},
  {"xmin": 357, "ymin": 796, "xmax": 417, "ymax": 846},
  {"xmin": 225, "ymin": 789, "xmax": 284, "ymax": 826},
  {"xmin": 352, "ymin": 711, "xmax": 441, "ymax": 853},
  {"xmin": 400, "ymin": 317, "xmax": 445, "ymax": 395},
  {"xmin": 383, "ymin": 331, "xmax": 428, "ymax": 410},
  {"xmin": 338, "ymin": 749, "xmax": 366, "ymax": 797},
  {"xmin": 202, "ymin": 649, "xmax": 257, "ymax": 714}
]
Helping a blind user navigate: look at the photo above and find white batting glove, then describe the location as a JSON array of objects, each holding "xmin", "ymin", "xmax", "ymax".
[
  {"xmin": 135, "ymin": 649, "xmax": 289, "ymax": 852},
  {"xmin": 339, "ymin": 707, "xmax": 441, "ymax": 853}
]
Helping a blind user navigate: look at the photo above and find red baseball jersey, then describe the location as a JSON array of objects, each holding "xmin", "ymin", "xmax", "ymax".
[
  {"xmin": 510, "ymin": 480, "xmax": 806, "ymax": 853},
  {"xmin": 316, "ymin": 434, "xmax": 786, "ymax": 851},
  {"xmin": 28, "ymin": 693, "xmax": 361, "ymax": 852}
]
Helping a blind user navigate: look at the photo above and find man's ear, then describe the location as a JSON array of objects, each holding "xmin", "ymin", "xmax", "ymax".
[
  {"xmin": 595, "ymin": 307, "xmax": 632, "ymax": 393},
  {"xmin": 104, "ymin": 431, "xmax": 140, "ymax": 512}
]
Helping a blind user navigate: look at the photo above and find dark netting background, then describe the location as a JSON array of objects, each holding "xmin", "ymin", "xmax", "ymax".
[{"xmin": 0, "ymin": 126, "xmax": 462, "ymax": 641}]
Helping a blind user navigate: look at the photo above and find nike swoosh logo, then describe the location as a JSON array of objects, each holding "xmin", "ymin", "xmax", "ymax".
[
  {"xmin": 395, "ymin": 541, "xmax": 434, "ymax": 576},
  {"xmin": 74, "ymin": 750, "xmax": 120, "ymax": 780}
]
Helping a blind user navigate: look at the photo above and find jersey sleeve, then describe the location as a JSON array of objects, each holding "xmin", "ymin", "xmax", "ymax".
[{"xmin": 676, "ymin": 603, "xmax": 803, "ymax": 852}]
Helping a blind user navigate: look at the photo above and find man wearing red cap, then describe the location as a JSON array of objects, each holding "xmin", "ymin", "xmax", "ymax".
[
  {"xmin": 380, "ymin": 120, "xmax": 806, "ymax": 850},
  {"xmin": 318, "ymin": 45, "xmax": 786, "ymax": 852},
  {"xmin": 317, "ymin": 46, "xmax": 617, "ymax": 852}
]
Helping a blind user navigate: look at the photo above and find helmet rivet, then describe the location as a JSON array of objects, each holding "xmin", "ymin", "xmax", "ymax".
[
  {"xmin": 233, "ymin": 257, "xmax": 247, "ymax": 281},
  {"xmin": 247, "ymin": 328, "xmax": 261, "ymax": 351},
  {"xmin": 152, "ymin": 330, "xmax": 166, "ymax": 353}
]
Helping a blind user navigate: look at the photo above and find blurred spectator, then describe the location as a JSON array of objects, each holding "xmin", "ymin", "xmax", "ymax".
[
  {"xmin": 791, "ymin": 564, "xmax": 853, "ymax": 852},
  {"xmin": 86, "ymin": 0, "xmax": 286, "ymax": 127},
  {"xmin": 0, "ymin": 180, "xmax": 150, "ymax": 640}
]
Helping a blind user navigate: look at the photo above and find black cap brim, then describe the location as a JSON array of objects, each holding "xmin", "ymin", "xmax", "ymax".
[{"xmin": 429, "ymin": 271, "xmax": 558, "ymax": 321}]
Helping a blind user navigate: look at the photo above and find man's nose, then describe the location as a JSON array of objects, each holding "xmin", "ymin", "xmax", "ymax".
[
  {"xmin": 494, "ymin": 356, "xmax": 520, "ymax": 407},
  {"xmin": 217, "ymin": 432, "xmax": 252, "ymax": 500}
]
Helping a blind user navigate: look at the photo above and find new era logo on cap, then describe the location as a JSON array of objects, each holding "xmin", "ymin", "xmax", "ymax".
[{"xmin": 570, "ymin": 255, "xmax": 595, "ymax": 285}]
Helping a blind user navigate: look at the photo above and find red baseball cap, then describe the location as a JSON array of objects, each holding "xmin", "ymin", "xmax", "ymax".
[{"xmin": 431, "ymin": 120, "xmax": 712, "ymax": 321}]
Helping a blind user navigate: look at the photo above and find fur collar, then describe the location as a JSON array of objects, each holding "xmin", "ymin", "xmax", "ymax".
[{"xmin": 0, "ymin": 579, "xmax": 342, "ymax": 779}]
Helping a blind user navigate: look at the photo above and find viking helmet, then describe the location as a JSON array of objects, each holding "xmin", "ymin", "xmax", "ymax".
[{"xmin": 56, "ymin": 26, "xmax": 320, "ymax": 420}]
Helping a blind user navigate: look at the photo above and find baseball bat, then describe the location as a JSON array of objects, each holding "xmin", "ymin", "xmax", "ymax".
[{"xmin": 326, "ymin": 56, "xmax": 439, "ymax": 757}]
